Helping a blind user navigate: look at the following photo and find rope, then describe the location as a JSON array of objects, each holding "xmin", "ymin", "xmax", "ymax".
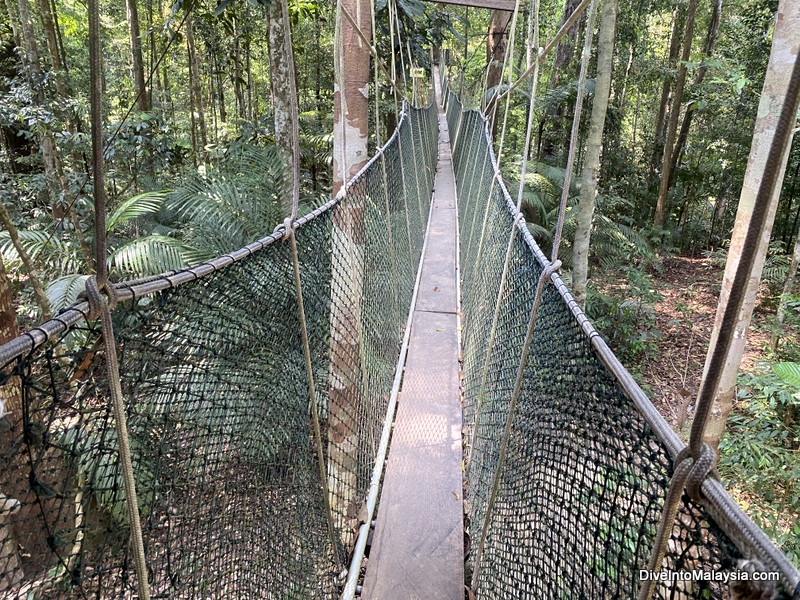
[
  {"xmin": 88, "ymin": 0, "xmax": 106, "ymax": 287},
  {"xmin": 86, "ymin": 277, "xmax": 150, "ymax": 599},
  {"xmin": 466, "ymin": 0, "xmax": 539, "ymax": 470},
  {"xmin": 339, "ymin": 1, "xmax": 403, "ymax": 100},
  {"xmin": 639, "ymin": 37, "xmax": 800, "ymax": 600},
  {"xmin": 550, "ymin": 0, "xmax": 596, "ymax": 263},
  {"xmin": 471, "ymin": 259, "xmax": 562, "ymax": 592},
  {"xmin": 636, "ymin": 444, "xmax": 716, "ymax": 600},
  {"xmin": 281, "ymin": 0, "xmax": 342, "ymax": 575},
  {"xmin": 372, "ymin": 0, "xmax": 398, "ymax": 285},
  {"xmin": 468, "ymin": 1, "xmax": 521, "ymax": 288},
  {"xmin": 494, "ymin": 0, "xmax": 592, "ymax": 106},
  {"xmin": 87, "ymin": 0, "xmax": 150, "ymax": 596},
  {"xmin": 516, "ymin": 0, "xmax": 541, "ymax": 213}
]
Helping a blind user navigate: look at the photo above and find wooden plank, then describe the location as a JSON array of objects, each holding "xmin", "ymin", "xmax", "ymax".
[
  {"xmin": 361, "ymin": 312, "xmax": 463, "ymax": 600},
  {"xmin": 361, "ymin": 68, "xmax": 463, "ymax": 599},
  {"xmin": 422, "ymin": 0, "xmax": 518, "ymax": 11}
]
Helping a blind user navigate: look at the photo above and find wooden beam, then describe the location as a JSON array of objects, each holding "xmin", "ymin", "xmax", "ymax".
[{"xmin": 421, "ymin": 0, "xmax": 519, "ymax": 11}]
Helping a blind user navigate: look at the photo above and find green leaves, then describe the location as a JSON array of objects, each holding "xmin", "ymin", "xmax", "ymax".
[
  {"xmin": 46, "ymin": 274, "xmax": 90, "ymax": 313},
  {"xmin": 59, "ymin": 422, "xmax": 156, "ymax": 528},
  {"xmin": 105, "ymin": 191, "xmax": 168, "ymax": 234},
  {"xmin": 110, "ymin": 235, "xmax": 190, "ymax": 276},
  {"xmin": 772, "ymin": 362, "xmax": 800, "ymax": 390}
]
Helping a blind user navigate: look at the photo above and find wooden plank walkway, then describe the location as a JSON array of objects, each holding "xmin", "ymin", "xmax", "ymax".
[{"xmin": 361, "ymin": 68, "xmax": 463, "ymax": 600}]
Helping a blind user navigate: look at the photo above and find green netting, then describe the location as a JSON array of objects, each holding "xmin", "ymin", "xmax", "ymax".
[
  {"xmin": 442, "ymin": 71, "xmax": 800, "ymax": 600},
  {"xmin": 0, "ymin": 102, "xmax": 437, "ymax": 598}
]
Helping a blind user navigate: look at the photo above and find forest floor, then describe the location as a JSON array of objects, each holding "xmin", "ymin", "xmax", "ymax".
[{"xmin": 635, "ymin": 255, "xmax": 775, "ymax": 438}]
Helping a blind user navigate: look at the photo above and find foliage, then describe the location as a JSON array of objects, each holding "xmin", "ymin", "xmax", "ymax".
[
  {"xmin": 59, "ymin": 418, "xmax": 156, "ymax": 527},
  {"xmin": 510, "ymin": 161, "xmax": 656, "ymax": 271},
  {"xmin": 585, "ymin": 265, "xmax": 664, "ymax": 369},
  {"xmin": 719, "ymin": 364, "xmax": 800, "ymax": 565},
  {"xmin": 772, "ymin": 293, "xmax": 800, "ymax": 361}
]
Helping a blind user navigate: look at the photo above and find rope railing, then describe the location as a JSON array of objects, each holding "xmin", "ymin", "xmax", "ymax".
[
  {"xmin": 441, "ymin": 65, "xmax": 800, "ymax": 600},
  {"xmin": 0, "ymin": 99, "xmax": 437, "ymax": 598}
]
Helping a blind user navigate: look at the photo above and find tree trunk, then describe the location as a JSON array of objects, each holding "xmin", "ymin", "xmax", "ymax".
[
  {"xmin": 668, "ymin": 0, "xmax": 722, "ymax": 184},
  {"xmin": 772, "ymin": 223, "xmax": 800, "ymax": 352},
  {"xmin": 653, "ymin": 0, "xmax": 697, "ymax": 230},
  {"xmin": 698, "ymin": 0, "xmax": 800, "ymax": 451},
  {"xmin": 126, "ymin": 0, "xmax": 148, "ymax": 112},
  {"xmin": 0, "ymin": 204, "xmax": 51, "ymax": 320},
  {"xmin": 540, "ymin": 0, "xmax": 582, "ymax": 159},
  {"xmin": 186, "ymin": 14, "xmax": 207, "ymax": 159},
  {"xmin": 332, "ymin": 0, "xmax": 371, "ymax": 196},
  {"xmin": 268, "ymin": 0, "xmax": 297, "ymax": 174},
  {"xmin": 9, "ymin": 0, "xmax": 76, "ymax": 230},
  {"xmin": 0, "ymin": 254, "xmax": 23, "ymax": 593},
  {"xmin": 649, "ymin": 5, "xmax": 683, "ymax": 180},
  {"xmin": 329, "ymin": 0, "xmax": 372, "ymax": 550},
  {"xmin": 35, "ymin": 0, "xmax": 66, "ymax": 96},
  {"xmin": 233, "ymin": 16, "xmax": 246, "ymax": 120},
  {"xmin": 485, "ymin": 9, "xmax": 511, "ymax": 137},
  {"xmin": 245, "ymin": 28, "xmax": 253, "ymax": 121},
  {"xmin": 215, "ymin": 54, "xmax": 227, "ymax": 123},
  {"xmin": 572, "ymin": 0, "xmax": 618, "ymax": 308},
  {"xmin": 148, "ymin": 0, "xmax": 156, "ymax": 104}
]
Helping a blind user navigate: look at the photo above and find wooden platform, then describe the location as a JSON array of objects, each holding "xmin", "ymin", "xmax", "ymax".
[{"xmin": 361, "ymin": 69, "xmax": 463, "ymax": 600}]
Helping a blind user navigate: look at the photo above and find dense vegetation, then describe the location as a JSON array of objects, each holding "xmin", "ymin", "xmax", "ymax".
[{"xmin": 0, "ymin": 0, "xmax": 797, "ymax": 567}]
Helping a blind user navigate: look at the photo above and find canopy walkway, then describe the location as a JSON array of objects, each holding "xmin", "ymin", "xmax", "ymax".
[{"xmin": 0, "ymin": 64, "xmax": 799, "ymax": 600}]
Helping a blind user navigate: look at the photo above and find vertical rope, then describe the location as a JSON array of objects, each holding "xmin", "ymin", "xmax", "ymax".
[
  {"xmin": 87, "ymin": 0, "xmax": 149, "ymax": 597},
  {"xmin": 469, "ymin": 2, "xmax": 521, "ymax": 292},
  {"xmin": 89, "ymin": 0, "xmax": 106, "ymax": 286},
  {"xmin": 471, "ymin": 1, "xmax": 594, "ymax": 589},
  {"xmin": 467, "ymin": 0, "xmax": 540, "ymax": 470},
  {"xmin": 550, "ymin": 0, "xmax": 596, "ymax": 263},
  {"xmin": 638, "ymin": 37, "xmax": 800, "ymax": 600},
  {"xmin": 373, "ymin": 0, "xmax": 398, "ymax": 285},
  {"xmin": 470, "ymin": 259, "xmax": 561, "ymax": 592},
  {"xmin": 282, "ymin": 0, "xmax": 342, "ymax": 574}
]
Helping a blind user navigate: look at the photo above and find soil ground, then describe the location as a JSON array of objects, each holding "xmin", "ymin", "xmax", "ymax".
[{"xmin": 637, "ymin": 254, "xmax": 775, "ymax": 438}]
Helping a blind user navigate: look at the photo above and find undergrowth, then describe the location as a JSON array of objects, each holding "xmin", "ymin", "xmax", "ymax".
[{"xmin": 719, "ymin": 363, "xmax": 800, "ymax": 566}]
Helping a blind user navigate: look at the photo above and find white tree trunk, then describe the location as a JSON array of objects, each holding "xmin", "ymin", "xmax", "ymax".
[
  {"xmin": 329, "ymin": 0, "xmax": 372, "ymax": 549},
  {"xmin": 698, "ymin": 0, "xmax": 800, "ymax": 450},
  {"xmin": 268, "ymin": 1, "xmax": 293, "ymax": 167},
  {"xmin": 571, "ymin": 0, "xmax": 618, "ymax": 308}
]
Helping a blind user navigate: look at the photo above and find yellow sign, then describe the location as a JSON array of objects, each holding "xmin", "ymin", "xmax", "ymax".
[{"xmin": 411, "ymin": 67, "xmax": 426, "ymax": 78}]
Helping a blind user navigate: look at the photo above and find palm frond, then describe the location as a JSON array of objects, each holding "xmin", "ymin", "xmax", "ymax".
[
  {"xmin": 106, "ymin": 191, "xmax": 168, "ymax": 234},
  {"xmin": 46, "ymin": 274, "xmax": 90, "ymax": 313},
  {"xmin": 0, "ymin": 229, "xmax": 83, "ymax": 276},
  {"xmin": 109, "ymin": 235, "xmax": 190, "ymax": 277}
]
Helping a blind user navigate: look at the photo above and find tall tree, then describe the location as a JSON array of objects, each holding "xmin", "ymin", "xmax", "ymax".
[
  {"xmin": 268, "ymin": 1, "xmax": 294, "ymax": 167},
  {"xmin": 185, "ymin": 12, "xmax": 207, "ymax": 159},
  {"xmin": 332, "ymin": 0, "xmax": 371, "ymax": 196},
  {"xmin": 6, "ymin": 0, "xmax": 74, "ymax": 227},
  {"xmin": 698, "ymin": 0, "xmax": 800, "ymax": 451},
  {"xmin": 571, "ymin": 0, "xmax": 618, "ymax": 308},
  {"xmin": 35, "ymin": 0, "xmax": 66, "ymax": 96},
  {"xmin": 330, "ymin": 0, "xmax": 372, "ymax": 548},
  {"xmin": 126, "ymin": 0, "xmax": 149, "ymax": 112},
  {"xmin": 649, "ymin": 5, "xmax": 684, "ymax": 180},
  {"xmin": 653, "ymin": 0, "xmax": 697, "ymax": 230},
  {"xmin": 668, "ymin": 0, "xmax": 722, "ymax": 183},
  {"xmin": 485, "ymin": 9, "xmax": 511, "ymax": 137}
]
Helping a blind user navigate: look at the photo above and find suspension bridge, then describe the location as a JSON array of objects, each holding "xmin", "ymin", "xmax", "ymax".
[{"xmin": 0, "ymin": 57, "xmax": 799, "ymax": 600}]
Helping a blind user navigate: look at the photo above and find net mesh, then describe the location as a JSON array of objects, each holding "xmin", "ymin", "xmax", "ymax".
[
  {"xmin": 442, "ymin": 73, "xmax": 799, "ymax": 600},
  {"xmin": 0, "ymin": 102, "xmax": 437, "ymax": 598}
]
